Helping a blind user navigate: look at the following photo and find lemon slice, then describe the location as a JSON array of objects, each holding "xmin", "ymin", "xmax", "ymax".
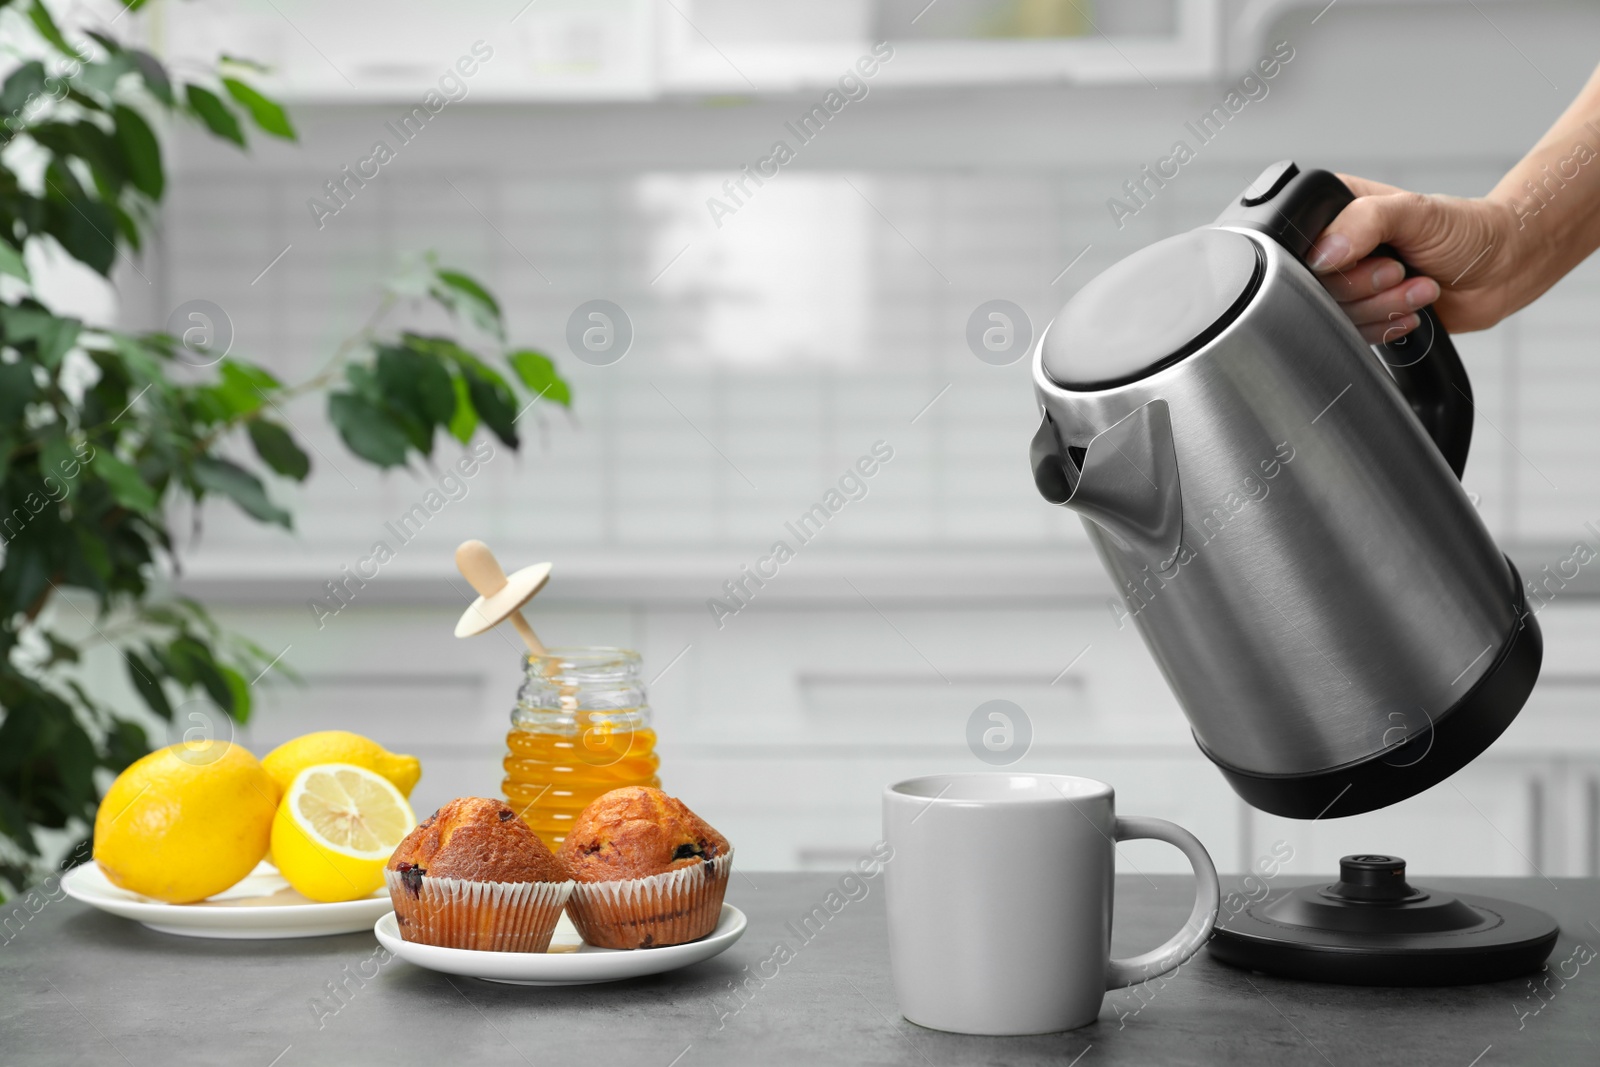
[{"xmin": 271, "ymin": 763, "xmax": 417, "ymax": 903}]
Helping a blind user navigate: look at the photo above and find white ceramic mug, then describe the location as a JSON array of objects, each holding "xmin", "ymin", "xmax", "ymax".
[{"xmin": 883, "ymin": 772, "xmax": 1220, "ymax": 1035}]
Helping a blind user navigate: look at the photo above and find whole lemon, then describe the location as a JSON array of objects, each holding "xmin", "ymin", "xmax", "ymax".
[
  {"xmin": 262, "ymin": 731, "xmax": 421, "ymax": 797},
  {"xmin": 94, "ymin": 742, "xmax": 278, "ymax": 904}
]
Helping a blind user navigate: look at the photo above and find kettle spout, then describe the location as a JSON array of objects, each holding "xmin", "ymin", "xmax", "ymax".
[{"xmin": 1035, "ymin": 399, "xmax": 1184, "ymax": 567}]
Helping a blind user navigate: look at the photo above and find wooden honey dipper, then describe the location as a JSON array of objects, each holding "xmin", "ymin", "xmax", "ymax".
[{"xmin": 453, "ymin": 540, "xmax": 552, "ymax": 657}]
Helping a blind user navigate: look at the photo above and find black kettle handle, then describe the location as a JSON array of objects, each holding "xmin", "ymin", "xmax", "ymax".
[{"xmin": 1214, "ymin": 160, "xmax": 1473, "ymax": 480}]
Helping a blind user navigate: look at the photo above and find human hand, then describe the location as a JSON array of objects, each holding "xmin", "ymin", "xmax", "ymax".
[{"xmin": 1306, "ymin": 175, "xmax": 1525, "ymax": 343}]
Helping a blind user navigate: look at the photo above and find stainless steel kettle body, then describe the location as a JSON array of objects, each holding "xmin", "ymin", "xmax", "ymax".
[{"xmin": 1030, "ymin": 162, "xmax": 1541, "ymax": 819}]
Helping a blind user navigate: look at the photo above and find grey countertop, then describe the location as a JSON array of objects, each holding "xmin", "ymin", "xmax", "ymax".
[{"xmin": 2, "ymin": 873, "xmax": 1596, "ymax": 1066}]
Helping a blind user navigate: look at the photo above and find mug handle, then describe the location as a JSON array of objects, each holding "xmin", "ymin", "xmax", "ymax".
[{"xmin": 1105, "ymin": 816, "xmax": 1221, "ymax": 990}]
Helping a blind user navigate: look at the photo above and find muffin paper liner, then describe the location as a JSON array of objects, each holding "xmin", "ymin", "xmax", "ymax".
[
  {"xmin": 384, "ymin": 869, "xmax": 574, "ymax": 953},
  {"xmin": 566, "ymin": 851, "xmax": 732, "ymax": 950}
]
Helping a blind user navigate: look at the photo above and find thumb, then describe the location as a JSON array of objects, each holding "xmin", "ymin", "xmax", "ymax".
[
  {"xmin": 1307, "ymin": 185, "xmax": 1442, "ymax": 273},
  {"xmin": 1335, "ymin": 173, "xmax": 1406, "ymax": 199}
]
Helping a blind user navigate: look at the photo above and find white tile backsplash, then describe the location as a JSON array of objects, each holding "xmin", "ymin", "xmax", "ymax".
[{"xmin": 157, "ymin": 153, "xmax": 1600, "ymax": 565}]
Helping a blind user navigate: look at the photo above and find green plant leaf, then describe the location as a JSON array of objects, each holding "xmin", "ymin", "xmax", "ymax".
[
  {"xmin": 458, "ymin": 364, "xmax": 519, "ymax": 447},
  {"xmin": 508, "ymin": 349, "xmax": 572, "ymax": 408},
  {"xmin": 0, "ymin": 241, "xmax": 30, "ymax": 283},
  {"xmin": 447, "ymin": 374, "xmax": 478, "ymax": 443},
  {"xmin": 110, "ymin": 332, "xmax": 166, "ymax": 381},
  {"xmin": 341, "ymin": 358, "xmax": 435, "ymax": 453},
  {"xmin": 219, "ymin": 55, "xmax": 271, "ymax": 74},
  {"xmin": 328, "ymin": 392, "xmax": 410, "ymax": 468},
  {"xmin": 112, "ymin": 105, "xmax": 163, "ymax": 198},
  {"xmin": 129, "ymin": 50, "xmax": 173, "ymax": 107},
  {"xmin": 90, "ymin": 451, "xmax": 158, "ymax": 512},
  {"xmin": 110, "ymin": 203, "xmax": 141, "ymax": 252},
  {"xmin": 39, "ymin": 434, "xmax": 75, "ymax": 489},
  {"xmin": 192, "ymin": 456, "xmax": 290, "ymax": 527},
  {"xmin": 221, "ymin": 77, "xmax": 295, "ymax": 140},
  {"xmin": 247, "ymin": 419, "xmax": 310, "ymax": 481},
  {"xmin": 47, "ymin": 711, "xmax": 100, "ymax": 813},
  {"xmin": 185, "ymin": 85, "xmax": 244, "ymax": 147},
  {"xmin": 221, "ymin": 665, "xmax": 251, "ymax": 724},
  {"xmin": 30, "ymin": 121, "xmax": 127, "ymax": 201},
  {"xmin": 67, "ymin": 525, "xmax": 112, "ymax": 595},
  {"xmin": 27, "ymin": 1, "xmax": 74, "ymax": 56},
  {"xmin": 75, "ymin": 56, "xmax": 137, "ymax": 100},
  {"xmin": 377, "ymin": 343, "xmax": 454, "ymax": 428},
  {"xmin": 211, "ymin": 360, "xmax": 278, "ymax": 417},
  {"xmin": 84, "ymin": 30, "xmax": 122, "ymax": 56},
  {"xmin": 405, "ymin": 334, "xmax": 525, "ymax": 444},
  {"xmin": 166, "ymin": 636, "xmax": 233, "ymax": 714},
  {"xmin": 4, "ymin": 307, "xmax": 81, "ymax": 369},
  {"xmin": 431, "ymin": 269, "xmax": 502, "ymax": 338},
  {"xmin": 0, "ymin": 784, "xmax": 42, "ymax": 861},
  {"xmin": 224, "ymin": 359, "xmax": 281, "ymax": 391},
  {"xmin": 41, "ymin": 162, "xmax": 117, "ymax": 276},
  {"xmin": 343, "ymin": 361, "xmax": 382, "ymax": 402},
  {"xmin": 0, "ymin": 61, "xmax": 47, "ymax": 116},
  {"xmin": 0, "ymin": 363, "xmax": 37, "ymax": 422},
  {"xmin": 46, "ymin": 200, "xmax": 118, "ymax": 275},
  {"xmin": 102, "ymin": 718, "xmax": 150, "ymax": 774},
  {"xmin": 137, "ymin": 605, "xmax": 185, "ymax": 628},
  {"xmin": 125, "ymin": 649, "xmax": 172, "ymax": 720},
  {"xmin": 0, "ymin": 536, "xmax": 50, "ymax": 618},
  {"xmin": 399, "ymin": 332, "xmax": 469, "ymax": 363}
]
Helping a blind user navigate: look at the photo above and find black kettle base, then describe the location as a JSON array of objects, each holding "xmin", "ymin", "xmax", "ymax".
[{"xmin": 1207, "ymin": 855, "xmax": 1559, "ymax": 986}]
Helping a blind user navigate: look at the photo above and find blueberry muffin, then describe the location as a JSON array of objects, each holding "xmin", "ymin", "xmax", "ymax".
[
  {"xmin": 557, "ymin": 786, "xmax": 732, "ymax": 949},
  {"xmin": 385, "ymin": 797, "xmax": 572, "ymax": 952}
]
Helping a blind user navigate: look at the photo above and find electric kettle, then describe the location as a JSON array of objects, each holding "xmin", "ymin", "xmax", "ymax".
[{"xmin": 1030, "ymin": 160, "xmax": 1541, "ymax": 820}]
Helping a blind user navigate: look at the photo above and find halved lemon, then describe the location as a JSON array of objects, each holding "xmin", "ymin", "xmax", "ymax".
[{"xmin": 271, "ymin": 763, "xmax": 417, "ymax": 903}]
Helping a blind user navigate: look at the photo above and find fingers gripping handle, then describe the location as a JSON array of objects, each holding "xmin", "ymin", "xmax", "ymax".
[
  {"xmin": 1366, "ymin": 257, "xmax": 1474, "ymax": 481},
  {"xmin": 1215, "ymin": 160, "xmax": 1474, "ymax": 479},
  {"xmin": 1104, "ymin": 816, "xmax": 1220, "ymax": 991}
]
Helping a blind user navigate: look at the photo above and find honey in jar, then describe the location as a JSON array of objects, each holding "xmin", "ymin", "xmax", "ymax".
[{"xmin": 502, "ymin": 647, "xmax": 660, "ymax": 849}]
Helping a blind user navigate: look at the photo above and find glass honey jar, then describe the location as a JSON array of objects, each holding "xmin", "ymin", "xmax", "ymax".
[{"xmin": 502, "ymin": 647, "xmax": 661, "ymax": 850}]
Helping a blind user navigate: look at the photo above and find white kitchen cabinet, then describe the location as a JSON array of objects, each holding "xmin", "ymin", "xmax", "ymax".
[
  {"xmin": 661, "ymin": 0, "xmax": 1220, "ymax": 92},
  {"xmin": 146, "ymin": 0, "xmax": 1223, "ymax": 102},
  {"xmin": 156, "ymin": 0, "xmax": 660, "ymax": 102}
]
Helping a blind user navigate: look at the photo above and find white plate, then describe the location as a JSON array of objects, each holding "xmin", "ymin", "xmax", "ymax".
[
  {"xmin": 374, "ymin": 904, "xmax": 747, "ymax": 986},
  {"xmin": 62, "ymin": 861, "xmax": 392, "ymax": 939}
]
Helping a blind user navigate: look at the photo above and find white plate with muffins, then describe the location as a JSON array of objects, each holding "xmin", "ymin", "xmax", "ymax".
[
  {"xmin": 375, "ymin": 903, "xmax": 746, "ymax": 986},
  {"xmin": 376, "ymin": 789, "xmax": 744, "ymax": 986}
]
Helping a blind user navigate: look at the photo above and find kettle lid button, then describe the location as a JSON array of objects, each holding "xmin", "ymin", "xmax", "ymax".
[{"xmin": 1239, "ymin": 160, "xmax": 1300, "ymax": 207}]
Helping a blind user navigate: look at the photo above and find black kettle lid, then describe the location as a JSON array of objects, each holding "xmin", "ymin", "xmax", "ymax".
[{"xmin": 1040, "ymin": 227, "xmax": 1264, "ymax": 391}]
